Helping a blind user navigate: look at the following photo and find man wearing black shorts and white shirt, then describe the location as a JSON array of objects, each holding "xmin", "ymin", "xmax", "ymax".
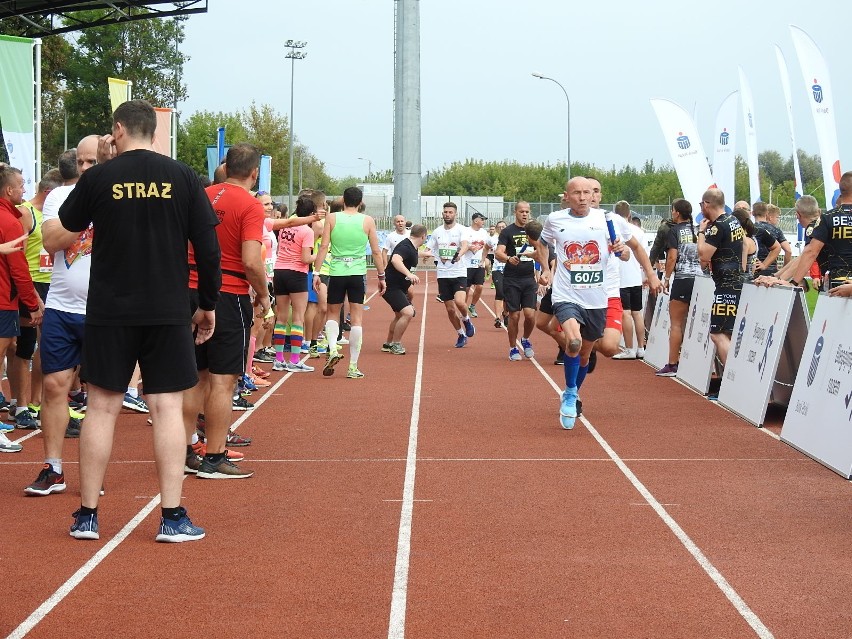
[
  {"xmin": 426, "ymin": 202, "xmax": 473, "ymax": 348},
  {"xmin": 697, "ymin": 188, "xmax": 744, "ymax": 367},
  {"xmin": 59, "ymin": 100, "xmax": 221, "ymax": 543},
  {"xmin": 496, "ymin": 201, "xmax": 538, "ymax": 360},
  {"xmin": 381, "ymin": 224, "xmax": 428, "ymax": 354},
  {"xmin": 464, "ymin": 212, "xmax": 490, "ymax": 318}
]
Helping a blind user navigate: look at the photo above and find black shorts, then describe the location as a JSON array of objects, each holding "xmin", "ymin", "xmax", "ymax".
[
  {"xmin": 710, "ymin": 279, "xmax": 743, "ymax": 335},
  {"xmin": 327, "ymin": 274, "xmax": 366, "ymax": 305},
  {"xmin": 274, "ymin": 268, "xmax": 309, "ymax": 296},
  {"xmin": 0, "ymin": 310, "xmax": 20, "ymax": 338},
  {"xmin": 669, "ymin": 277, "xmax": 695, "ymax": 304},
  {"xmin": 191, "ymin": 289, "xmax": 252, "ymax": 375},
  {"xmin": 539, "ymin": 288, "xmax": 553, "ymax": 315},
  {"xmin": 82, "ymin": 324, "xmax": 198, "ymax": 394},
  {"xmin": 619, "ymin": 285, "xmax": 644, "ymax": 312},
  {"xmin": 438, "ymin": 276, "xmax": 468, "ymax": 301},
  {"xmin": 502, "ymin": 276, "xmax": 537, "ymax": 312},
  {"xmin": 552, "ymin": 302, "xmax": 606, "ymax": 342},
  {"xmin": 492, "ymin": 271, "xmax": 505, "ymax": 301},
  {"xmin": 467, "ymin": 267, "xmax": 485, "ymax": 287},
  {"xmin": 382, "ymin": 286, "xmax": 413, "ymax": 313}
]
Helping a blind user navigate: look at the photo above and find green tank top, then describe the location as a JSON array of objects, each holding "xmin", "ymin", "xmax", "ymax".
[
  {"xmin": 329, "ymin": 212, "xmax": 368, "ymax": 276},
  {"xmin": 21, "ymin": 202, "xmax": 51, "ymax": 283}
]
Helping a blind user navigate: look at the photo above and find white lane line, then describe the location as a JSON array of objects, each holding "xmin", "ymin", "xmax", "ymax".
[{"xmin": 387, "ymin": 277, "xmax": 428, "ymax": 639}]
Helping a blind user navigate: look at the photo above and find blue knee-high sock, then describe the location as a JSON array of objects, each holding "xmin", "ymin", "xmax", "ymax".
[
  {"xmin": 564, "ymin": 355, "xmax": 580, "ymax": 389},
  {"xmin": 576, "ymin": 364, "xmax": 589, "ymax": 390}
]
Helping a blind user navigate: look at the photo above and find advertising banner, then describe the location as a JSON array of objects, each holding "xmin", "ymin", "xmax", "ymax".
[
  {"xmin": 712, "ymin": 92, "xmax": 737, "ymax": 210},
  {"xmin": 643, "ymin": 292, "xmax": 671, "ymax": 370},
  {"xmin": 737, "ymin": 67, "xmax": 761, "ymax": 204},
  {"xmin": 0, "ymin": 35, "xmax": 36, "ymax": 199},
  {"xmin": 676, "ymin": 275, "xmax": 717, "ymax": 394}
]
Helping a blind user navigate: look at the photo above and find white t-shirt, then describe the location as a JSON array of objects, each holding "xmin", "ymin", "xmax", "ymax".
[
  {"xmin": 487, "ymin": 234, "xmax": 505, "ymax": 272},
  {"xmin": 42, "ymin": 185, "xmax": 93, "ymax": 315},
  {"xmin": 541, "ymin": 208, "xmax": 612, "ymax": 309},
  {"xmin": 427, "ymin": 224, "xmax": 469, "ymax": 279},
  {"xmin": 463, "ymin": 227, "xmax": 490, "ymax": 269},
  {"xmin": 382, "ymin": 231, "xmax": 408, "ymax": 255}
]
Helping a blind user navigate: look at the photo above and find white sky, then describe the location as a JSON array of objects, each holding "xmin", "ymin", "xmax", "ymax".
[{"xmin": 180, "ymin": 0, "xmax": 852, "ymax": 183}]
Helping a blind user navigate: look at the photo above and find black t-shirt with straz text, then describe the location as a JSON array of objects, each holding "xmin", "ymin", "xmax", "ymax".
[
  {"xmin": 59, "ymin": 149, "xmax": 222, "ymax": 326},
  {"xmin": 704, "ymin": 212, "xmax": 744, "ymax": 285},
  {"xmin": 385, "ymin": 237, "xmax": 419, "ymax": 290},
  {"xmin": 810, "ymin": 203, "xmax": 852, "ymax": 282},
  {"xmin": 498, "ymin": 222, "xmax": 535, "ymax": 279}
]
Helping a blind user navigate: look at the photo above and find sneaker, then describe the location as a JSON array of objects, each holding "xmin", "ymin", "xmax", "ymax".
[
  {"xmin": 272, "ymin": 360, "xmax": 287, "ymax": 372},
  {"xmin": 238, "ymin": 374, "xmax": 258, "ymax": 392},
  {"xmin": 191, "ymin": 440, "xmax": 245, "ymax": 462},
  {"xmin": 308, "ymin": 344, "xmax": 320, "ymax": 358},
  {"xmin": 25, "ymin": 464, "xmax": 66, "ymax": 495},
  {"xmin": 301, "ymin": 343, "xmax": 311, "ymax": 354},
  {"xmin": 232, "ymin": 395, "xmax": 254, "ymax": 411},
  {"xmin": 347, "ymin": 365, "xmax": 365, "ymax": 379},
  {"xmin": 381, "ymin": 342, "xmax": 393, "ymax": 352},
  {"xmin": 612, "ymin": 348, "xmax": 637, "ymax": 360},
  {"xmin": 69, "ymin": 407, "xmax": 86, "ymax": 421},
  {"xmin": 316, "ymin": 341, "xmax": 328, "ymax": 355},
  {"xmin": 0, "ymin": 432, "xmax": 22, "ymax": 453},
  {"xmin": 637, "ymin": 347, "xmax": 646, "ymax": 359},
  {"xmin": 250, "ymin": 375, "xmax": 271, "ymax": 388},
  {"xmin": 587, "ymin": 349, "xmax": 598, "ymax": 374},
  {"xmin": 184, "ymin": 452, "xmax": 202, "ymax": 474},
  {"xmin": 554, "ymin": 351, "xmax": 564, "ymax": 365},
  {"xmin": 455, "ymin": 334, "xmax": 468, "ymax": 349},
  {"xmin": 337, "ymin": 336, "xmax": 350, "ymax": 345},
  {"xmin": 226, "ymin": 431, "xmax": 252, "ymax": 447},
  {"xmin": 656, "ymin": 363, "xmax": 679, "ymax": 377},
  {"xmin": 196, "ymin": 456, "xmax": 254, "ymax": 479},
  {"xmin": 65, "ymin": 417, "xmax": 82, "ymax": 438},
  {"xmin": 494, "ymin": 318, "xmax": 503, "ymax": 329},
  {"xmin": 436, "ymin": 295, "xmax": 443, "ymax": 303},
  {"xmin": 252, "ymin": 349, "xmax": 275, "ymax": 363},
  {"xmin": 0, "ymin": 420, "xmax": 15, "ymax": 432},
  {"xmin": 68, "ymin": 391, "xmax": 86, "ymax": 410},
  {"xmin": 389, "ymin": 343, "xmax": 406, "ymax": 355},
  {"xmin": 155, "ymin": 507, "xmax": 205, "ymax": 542},
  {"xmin": 0, "ymin": 392, "xmax": 9, "ymax": 412},
  {"xmin": 463, "ymin": 318, "xmax": 475, "ymax": 338},
  {"xmin": 122, "ymin": 393, "xmax": 150, "ymax": 413},
  {"xmin": 285, "ymin": 361, "xmax": 314, "ymax": 373},
  {"xmin": 521, "ymin": 338, "xmax": 535, "ymax": 359},
  {"xmin": 559, "ymin": 386, "xmax": 578, "ymax": 430},
  {"xmin": 251, "ymin": 366, "xmax": 270, "ymax": 379},
  {"xmin": 69, "ymin": 509, "xmax": 99, "ymax": 540},
  {"xmin": 341, "ymin": 320, "xmax": 352, "ymax": 332},
  {"xmin": 323, "ymin": 349, "xmax": 344, "ymax": 377},
  {"xmin": 468, "ymin": 304, "xmax": 478, "ymax": 318},
  {"xmin": 509, "ymin": 347, "xmax": 522, "ymax": 361},
  {"xmin": 262, "ymin": 346, "xmax": 276, "ymax": 357}
]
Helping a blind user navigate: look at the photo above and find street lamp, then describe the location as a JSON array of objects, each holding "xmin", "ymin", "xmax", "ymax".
[
  {"xmin": 532, "ymin": 72, "xmax": 570, "ymax": 182},
  {"xmin": 358, "ymin": 157, "xmax": 373, "ymax": 182},
  {"xmin": 286, "ymin": 39, "xmax": 307, "ymax": 211}
]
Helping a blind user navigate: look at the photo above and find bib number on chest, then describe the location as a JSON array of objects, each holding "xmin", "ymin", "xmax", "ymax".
[{"xmin": 568, "ymin": 263, "xmax": 603, "ymax": 288}]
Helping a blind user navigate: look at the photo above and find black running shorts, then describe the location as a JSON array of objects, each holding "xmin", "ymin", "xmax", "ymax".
[
  {"xmin": 709, "ymin": 279, "xmax": 743, "ymax": 335},
  {"xmin": 191, "ymin": 289, "xmax": 252, "ymax": 375},
  {"xmin": 382, "ymin": 286, "xmax": 413, "ymax": 313},
  {"xmin": 466, "ymin": 267, "xmax": 485, "ymax": 287},
  {"xmin": 327, "ymin": 274, "xmax": 367, "ymax": 305},
  {"xmin": 437, "ymin": 276, "xmax": 468, "ymax": 302},
  {"xmin": 502, "ymin": 276, "xmax": 537, "ymax": 312},
  {"xmin": 274, "ymin": 268, "xmax": 309, "ymax": 296}
]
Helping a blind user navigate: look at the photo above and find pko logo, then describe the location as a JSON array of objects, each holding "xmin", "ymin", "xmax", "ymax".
[
  {"xmin": 748, "ymin": 112, "xmax": 754, "ymax": 128},
  {"xmin": 719, "ymin": 128, "xmax": 730, "ymax": 146},
  {"xmin": 676, "ymin": 133, "xmax": 690, "ymax": 150},
  {"xmin": 5, "ymin": 142, "xmax": 12, "ymax": 154},
  {"xmin": 812, "ymin": 79, "xmax": 823, "ymax": 103}
]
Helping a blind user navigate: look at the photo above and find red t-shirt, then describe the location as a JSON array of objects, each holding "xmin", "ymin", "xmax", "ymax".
[{"xmin": 189, "ymin": 183, "xmax": 264, "ymax": 295}]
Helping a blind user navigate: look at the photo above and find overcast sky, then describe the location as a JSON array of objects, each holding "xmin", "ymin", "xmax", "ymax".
[{"xmin": 180, "ymin": 0, "xmax": 851, "ymax": 186}]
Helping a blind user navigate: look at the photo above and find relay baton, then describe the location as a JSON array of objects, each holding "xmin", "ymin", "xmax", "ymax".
[{"xmin": 604, "ymin": 212, "xmax": 622, "ymax": 257}]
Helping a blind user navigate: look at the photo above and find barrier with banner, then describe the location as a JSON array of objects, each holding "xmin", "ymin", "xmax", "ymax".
[
  {"xmin": 717, "ymin": 283, "xmax": 809, "ymax": 427},
  {"xmin": 676, "ymin": 275, "xmax": 716, "ymax": 394},
  {"xmin": 643, "ymin": 292, "xmax": 670, "ymax": 370},
  {"xmin": 781, "ymin": 294, "xmax": 852, "ymax": 478}
]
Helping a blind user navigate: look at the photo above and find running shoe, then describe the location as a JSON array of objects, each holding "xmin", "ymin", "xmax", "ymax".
[
  {"xmin": 0, "ymin": 432, "xmax": 22, "ymax": 453},
  {"xmin": 122, "ymin": 393, "xmax": 149, "ymax": 413},
  {"xmin": 272, "ymin": 360, "xmax": 287, "ymax": 372},
  {"xmin": 455, "ymin": 334, "xmax": 468, "ymax": 349},
  {"xmin": 337, "ymin": 336, "xmax": 350, "ymax": 345},
  {"xmin": 251, "ymin": 375, "xmax": 271, "ymax": 388},
  {"xmin": 226, "ymin": 431, "xmax": 252, "ymax": 447},
  {"xmin": 655, "ymin": 363, "xmax": 679, "ymax": 377},
  {"xmin": 468, "ymin": 304, "xmax": 478, "ymax": 318},
  {"xmin": 308, "ymin": 344, "xmax": 320, "ymax": 358},
  {"xmin": 463, "ymin": 318, "xmax": 475, "ymax": 338},
  {"xmin": 252, "ymin": 349, "xmax": 275, "ymax": 363},
  {"xmin": 381, "ymin": 342, "xmax": 393, "ymax": 352},
  {"xmin": 554, "ymin": 352, "xmax": 564, "ymax": 365},
  {"xmin": 232, "ymin": 396, "xmax": 254, "ymax": 411},
  {"xmin": 612, "ymin": 348, "xmax": 637, "ymax": 360},
  {"xmin": 191, "ymin": 440, "xmax": 244, "ymax": 462},
  {"xmin": 25, "ymin": 463, "xmax": 66, "ymax": 496},
  {"xmin": 389, "ymin": 343, "xmax": 406, "ymax": 355},
  {"xmin": 494, "ymin": 318, "xmax": 503, "ymax": 329},
  {"xmin": 69, "ymin": 509, "xmax": 99, "ymax": 540},
  {"xmin": 509, "ymin": 347, "xmax": 522, "ymax": 361},
  {"xmin": 0, "ymin": 419, "xmax": 15, "ymax": 433},
  {"xmin": 301, "ymin": 344, "xmax": 311, "ymax": 354},
  {"xmin": 521, "ymin": 338, "xmax": 535, "ymax": 359},
  {"xmin": 0, "ymin": 392, "xmax": 9, "ymax": 412},
  {"xmin": 251, "ymin": 366, "xmax": 270, "ymax": 379},
  {"xmin": 587, "ymin": 350, "xmax": 597, "ymax": 374},
  {"xmin": 286, "ymin": 362, "xmax": 314, "ymax": 373},
  {"xmin": 184, "ymin": 452, "xmax": 202, "ymax": 474},
  {"xmin": 262, "ymin": 346, "xmax": 276, "ymax": 358},
  {"xmin": 346, "ymin": 365, "xmax": 365, "ymax": 379},
  {"xmin": 323, "ymin": 349, "xmax": 344, "ymax": 377},
  {"xmin": 155, "ymin": 507, "xmax": 205, "ymax": 543},
  {"xmin": 559, "ymin": 386, "xmax": 578, "ymax": 430},
  {"xmin": 65, "ymin": 417, "xmax": 81, "ymax": 438},
  {"xmin": 637, "ymin": 347, "xmax": 646, "ymax": 359},
  {"xmin": 435, "ymin": 295, "xmax": 443, "ymax": 303},
  {"xmin": 68, "ymin": 391, "xmax": 86, "ymax": 410},
  {"xmin": 577, "ymin": 398, "xmax": 583, "ymax": 417},
  {"xmin": 239, "ymin": 374, "xmax": 258, "ymax": 392},
  {"xmin": 196, "ymin": 457, "xmax": 254, "ymax": 479},
  {"xmin": 316, "ymin": 340, "xmax": 328, "ymax": 355}
]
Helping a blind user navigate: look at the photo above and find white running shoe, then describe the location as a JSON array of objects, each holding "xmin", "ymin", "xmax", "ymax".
[
  {"xmin": 286, "ymin": 362, "xmax": 314, "ymax": 373},
  {"xmin": 612, "ymin": 348, "xmax": 637, "ymax": 360}
]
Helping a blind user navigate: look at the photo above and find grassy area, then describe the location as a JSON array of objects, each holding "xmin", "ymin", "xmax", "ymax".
[{"xmin": 804, "ymin": 283, "xmax": 819, "ymax": 318}]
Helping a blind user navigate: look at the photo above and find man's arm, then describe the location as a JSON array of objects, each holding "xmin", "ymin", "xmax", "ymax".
[
  {"xmin": 365, "ymin": 217, "xmax": 386, "ymax": 294},
  {"xmin": 241, "ymin": 239, "xmax": 270, "ymax": 318},
  {"xmin": 42, "ymin": 219, "xmax": 82, "ymax": 254},
  {"xmin": 756, "ymin": 240, "xmax": 781, "ymax": 272},
  {"xmin": 625, "ymin": 235, "xmax": 662, "ymax": 294},
  {"xmin": 312, "ymin": 213, "xmax": 334, "ymax": 279},
  {"xmin": 779, "ymin": 239, "xmax": 792, "ymax": 265}
]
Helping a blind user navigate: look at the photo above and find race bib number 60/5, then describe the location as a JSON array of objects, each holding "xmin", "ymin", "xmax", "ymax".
[{"xmin": 567, "ymin": 263, "xmax": 603, "ymax": 288}]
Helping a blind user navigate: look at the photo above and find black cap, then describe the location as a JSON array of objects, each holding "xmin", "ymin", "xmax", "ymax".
[{"xmin": 471, "ymin": 212, "xmax": 487, "ymax": 221}]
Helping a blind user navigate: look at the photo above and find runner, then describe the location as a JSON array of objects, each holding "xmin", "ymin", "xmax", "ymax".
[
  {"xmin": 495, "ymin": 201, "xmax": 537, "ymax": 360},
  {"xmin": 488, "ymin": 220, "xmax": 508, "ymax": 328},
  {"xmin": 464, "ymin": 212, "xmax": 490, "ymax": 319},
  {"xmin": 612, "ymin": 200, "xmax": 646, "ymax": 360},
  {"xmin": 381, "ymin": 224, "xmax": 428, "ymax": 354},
  {"xmin": 381, "ymin": 214, "xmax": 409, "ymax": 268}
]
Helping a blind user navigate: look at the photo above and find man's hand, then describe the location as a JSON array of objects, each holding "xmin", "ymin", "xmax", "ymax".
[
  {"xmin": 408, "ymin": 273, "xmax": 420, "ymax": 285},
  {"xmin": 829, "ymin": 282, "xmax": 852, "ymax": 298},
  {"xmin": 97, "ymin": 134, "xmax": 117, "ymax": 164},
  {"xmin": 378, "ymin": 279, "xmax": 387, "ymax": 294},
  {"xmin": 646, "ymin": 272, "xmax": 663, "ymax": 295},
  {"xmin": 754, "ymin": 275, "xmax": 787, "ymax": 288},
  {"xmin": 192, "ymin": 308, "xmax": 216, "ymax": 345}
]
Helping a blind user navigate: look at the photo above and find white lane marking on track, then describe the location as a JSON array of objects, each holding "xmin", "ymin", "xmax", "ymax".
[{"xmin": 387, "ymin": 277, "xmax": 428, "ymax": 639}]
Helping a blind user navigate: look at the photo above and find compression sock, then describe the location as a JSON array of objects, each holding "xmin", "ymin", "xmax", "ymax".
[
  {"xmin": 273, "ymin": 323, "xmax": 287, "ymax": 362},
  {"xmin": 564, "ymin": 355, "xmax": 580, "ymax": 389},
  {"xmin": 289, "ymin": 325, "xmax": 304, "ymax": 364},
  {"xmin": 325, "ymin": 320, "xmax": 340, "ymax": 352},
  {"xmin": 576, "ymin": 364, "xmax": 589, "ymax": 390},
  {"xmin": 349, "ymin": 326, "xmax": 363, "ymax": 366}
]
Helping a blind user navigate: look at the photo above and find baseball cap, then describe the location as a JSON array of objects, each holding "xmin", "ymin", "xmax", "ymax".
[{"xmin": 471, "ymin": 212, "xmax": 487, "ymax": 220}]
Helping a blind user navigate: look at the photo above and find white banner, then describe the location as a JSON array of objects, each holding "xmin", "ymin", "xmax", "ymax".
[
  {"xmin": 712, "ymin": 91, "xmax": 737, "ymax": 209},
  {"xmin": 774, "ymin": 45, "xmax": 804, "ymax": 201},
  {"xmin": 717, "ymin": 284, "xmax": 799, "ymax": 427},
  {"xmin": 0, "ymin": 35, "xmax": 36, "ymax": 199},
  {"xmin": 643, "ymin": 292, "xmax": 671, "ymax": 370},
  {"xmin": 781, "ymin": 294, "xmax": 852, "ymax": 478},
  {"xmin": 3, "ymin": 131, "xmax": 35, "ymax": 197},
  {"xmin": 650, "ymin": 98, "xmax": 716, "ymax": 214},
  {"xmin": 676, "ymin": 275, "xmax": 717, "ymax": 394},
  {"xmin": 738, "ymin": 67, "xmax": 761, "ymax": 204},
  {"xmin": 790, "ymin": 25, "xmax": 842, "ymax": 209}
]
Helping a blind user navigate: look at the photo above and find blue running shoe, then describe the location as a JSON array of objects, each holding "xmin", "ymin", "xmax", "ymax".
[
  {"xmin": 455, "ymin": 334, "xmax": 468, "ymax": 348},
  {"xmin": 156, "ymin": 507, "xmax": 205, "ymax": 543},
  {"xmin": 0, "ymin": 420, "xmax": 14, "ymax": 433},
  {"xmin": 559, "ymin": 413, "xmax": 576, "ymax": 430},
  {"xmin": 69, "ymin": 509, "xmax": 99, "ymax": 540},
  {"xmin": 509, "ymin": 347, "xmax": 522, "ymax": 361},
  {"xmin": 463, "ymin": 318, "xmax": 475, "ymax": 338},
  {"xmin": 560, "ymin": 386, "xmax": 578, "ymax": 418},
  {"xmin": 521, "ymin": 338, "xmax": 535, "ymax": 359},
  {"xmin": 122, "ymin": 393, "xmax": 150, "ymax": 413}
]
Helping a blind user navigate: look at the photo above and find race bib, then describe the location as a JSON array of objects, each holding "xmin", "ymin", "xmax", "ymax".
[
  {"xmin": 39, "ymin": 249, "xmax": 53, "ymax": 273},
  {"xmin": 568, "ymin": 263, "xmax": 604, "ymax": 288},
  {"xmin": 438, "ymin": 247, "xmax": 456, "ymax": 259},
  {"xmin": 265, "ymin": 256, "xmax": 274, "ymax": 278},
  {"xmin": 469, "ymin": 258, "xmax": 480, "ymax": 267}
]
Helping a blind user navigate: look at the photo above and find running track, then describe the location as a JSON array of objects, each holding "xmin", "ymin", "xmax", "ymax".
[{"xmin": 3, "ymin": 274, "xmax": 852, "ymax": 638}]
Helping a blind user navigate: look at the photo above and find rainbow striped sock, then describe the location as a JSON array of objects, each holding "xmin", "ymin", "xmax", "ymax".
[
  {"xmin": 273, "ymin": 323, "xmax": 288, "ymax": 362},
  {"xmin": 289, "ymin": 325, "xmax": 304, "ymax": 364}
]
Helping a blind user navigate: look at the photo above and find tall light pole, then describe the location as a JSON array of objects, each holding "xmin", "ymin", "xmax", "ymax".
[
  {"xmin": 358, "ymin": 157, "xmax": 373, "ymax": 182},
  {"xmin": 286, "ymin": 40, "xmax": 307, "ymax": 212},
  {"xmin": 532, "ymin": 72, "xmax": 570, "ymax": 182}
]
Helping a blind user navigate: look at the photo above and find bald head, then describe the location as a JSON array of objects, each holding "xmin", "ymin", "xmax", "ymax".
[
  {"xmin": 565, "ymin": 177, "xmax": 592, "ymax": 215},
  {"xmin": 701, "ymin": 188, "xmax": 725, "ymax": 220},
  {"xmin": 734, "ymin": 200, "xmax": 750, "ymax": 212},
  {"xmin": 76, "ymin": 135, "xmax": 100, "ymax": 176}
]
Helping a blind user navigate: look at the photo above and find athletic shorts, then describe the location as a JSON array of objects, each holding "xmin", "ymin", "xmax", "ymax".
[
  {"xmin": 82, "ymin": 324, "xmax": 198, "ymax": 394},
  {"xmin": 539, "ymin": 288, "xmax": 553, "ymax": 315},
  {"xmin": 437, "ymin": 276, "xmax": 468, "ymax": 302},
  {"xmin": 274, "ymin": 268, "xmax": 308, "ymax": 296},
  {"xmin": 502, "ymin": 276, "xmax": 537, "ymax": 313},
  {"xmin": 191, "ymin": 289, "xmax": 252, "ymax": 375},
  {"xmin": 620, "ymin": 285, "xmax": 644, "ymax": 312},
  {"xmin": 606, "ymin": 296, "xmax": 623, "ymax": 331},
  {"xmin": 382, "ymin": 286, "xmax": 413, "ymax": 313},
  {"xmin": 552, "ymin": 302, "xmax": 606, "ymax": 342},
  {"xmin": 466, "ymin": 267, "xmax": 485, "ymax": 287},
  {"xmin": 0, "ymin": 309, "xmax": 20, "ymax": 338},
  {"xmin": 670, "ymin": 277, "xmax": 695, "ymax": 304},
  {"xmin": 327, "ymin": 274, "xmax": 366, "ymax": 305},
  {"xmin": 307, "ymin": 272, "xmax": 318, "ymax": 304},
  {"xmin": 40, "ymin": 308, "xmax": 85, "ymax": 374},
  {"xmin": 492, "ymin": 270, "xmax": 505, "ymax": 301},
  {"xmin": 709, "ymin": 279, "xmax": 743, "ymax": 335}
]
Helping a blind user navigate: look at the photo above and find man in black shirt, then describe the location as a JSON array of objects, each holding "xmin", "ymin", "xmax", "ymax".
[
  {"xmin": 59, "ymin": 100, "xmax": 221, "ymax": 543},
  {"xmin": 697, "ymin": 188, "xmax": 744, "ymax": 367},
  {"xmin": 381, "ymin": 224, "xmax": 428, "ymax": 355},
  {"xmin": 753, "ymin": 202, "xmax": 791, "ymax": 276}
]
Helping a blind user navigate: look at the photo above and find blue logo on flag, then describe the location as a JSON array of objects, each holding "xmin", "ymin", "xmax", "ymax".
[
  {"xmin": 748, "ymin": 112, "xmax": 753, "ymax": 128},
  {"xmin": 812, "ymin": 80, "xmax": 823, "ymax": 103},
  {"xmin": 676, "ymin": 134, "xmax": 690, "ymax": 150},
  {"xmin": 719, "ymin": 129, "xmax": 729, "ymax": 146},
  {"xmin": 5, "ymin": 142, "xmax": 12, "ymax": 154}
]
